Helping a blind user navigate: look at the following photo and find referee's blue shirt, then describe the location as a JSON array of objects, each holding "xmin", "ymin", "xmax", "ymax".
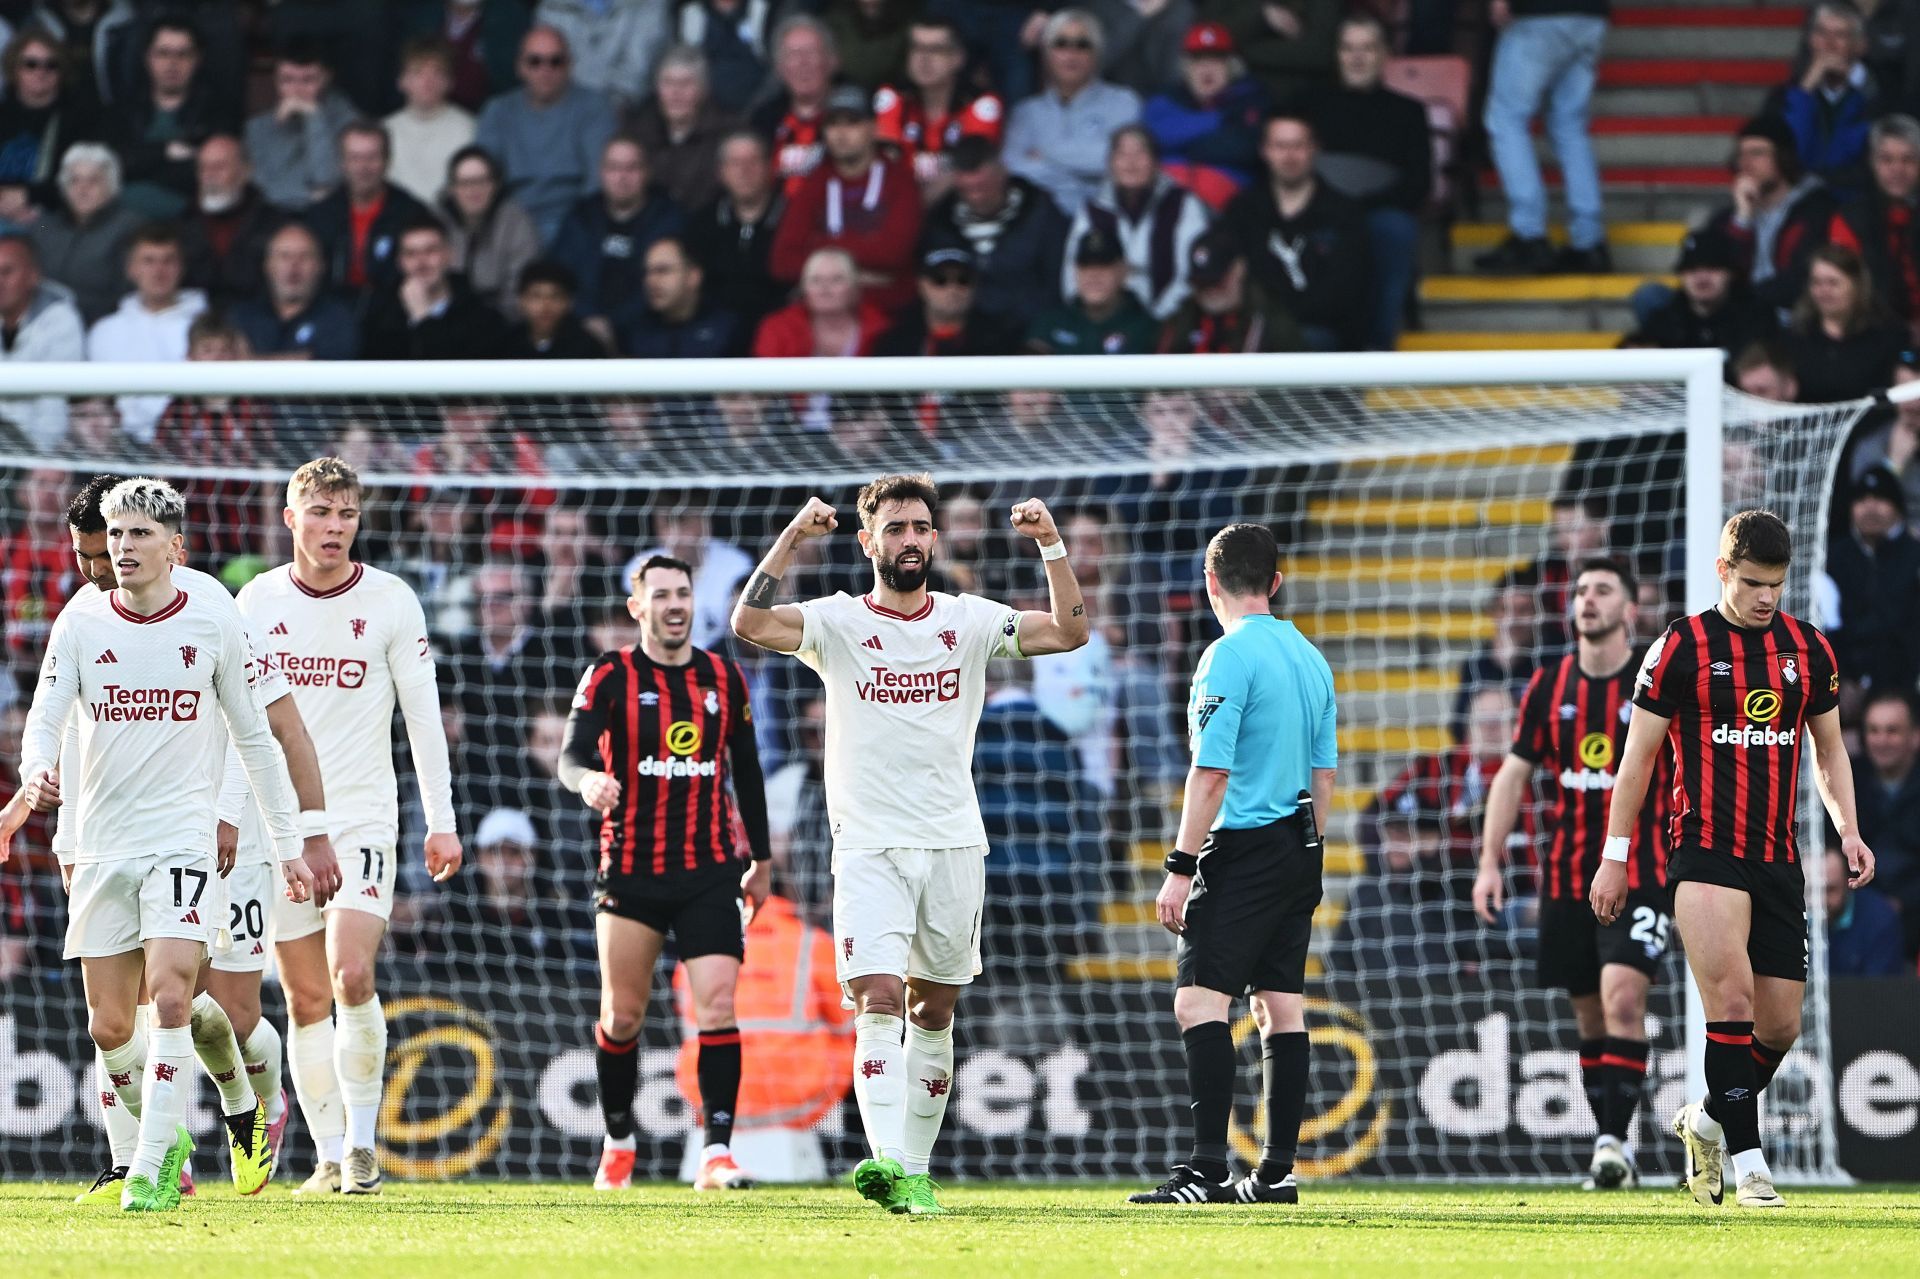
[{"xmin": 1187, "ymin": 613, "xmax": 1338, "ymax": 830}]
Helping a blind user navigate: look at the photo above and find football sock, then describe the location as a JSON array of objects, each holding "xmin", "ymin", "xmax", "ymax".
[
  {"xmin": 335, "ymin": 997, "xmax": 386, "ymax": 1151},
  {"xmin": 1577, "ymin": 1037, "xmax": 1606, "ymax": 1133},
  {"xmin": 131, "ymin": 1024, "xmax": 193, "ymax": 1182},
  {"xmin": 288, "ymin": 1016, "xmax": 345, "ymax": 1163},
  {"xmin": 595, "ymin": 1024, "xmax": 641, "ymax": 1142},
  {"xmin": 902, "ymin": 1019, "xmax": 956, "ymax": 1176},
  {"xmin": 1182, "ymin": 1021, "xmax": 1234, "ymax": 1182},
  {"xmin": 99, "ymin": 1026, "xmax": 148, "ymax": 1119},
  {"xmin": 97, "ymin": 1047, "xmax": 141, "ymax": 1165},
  {"xmin": 1257, "ymin": 1031, "xmax": 1310, "ymax": 1183},
  {"xmin": 695, "ymin": 1027, "xmax": 742, "ymax": 1150},
  {"xmin": 852, "ymin": 1012, "xmax": 907, "ymax": 1164},
  {"xmin": 241, "ymin": 1019, "xmax": 286, "ymax": 1122},
  {"xmin": 1598, "ymin": 1037, "xmax": 1649, "ymax": 1145},
  {"xmin": 1751, "ymin": 1037, "xmax": 1789, "ymax": 1093},
  {"xmin": 1730, "ymin": 1146, "xmax": 1773, "ymax": 1183},
  {"xmin": 190, "ymin": 990, "xmax": 255, "ymax": 1117},
  {"xmin": 1702, "ymin": 1020, "xmax": 1761, "ymax": 1155}
]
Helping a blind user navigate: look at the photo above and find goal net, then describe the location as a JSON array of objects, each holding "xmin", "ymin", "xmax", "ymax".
[{"xmin": 0, "ymin": 353, "xmax": 1868, "ymax": 1185}]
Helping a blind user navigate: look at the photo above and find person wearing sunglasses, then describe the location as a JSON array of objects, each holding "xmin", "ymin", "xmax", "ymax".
[
  {"xmin": 475, "ymin": 25, "xmax": 617, "ymax": 242},
  {"xmin": 1003, "ymin": 9, "xmax": 1140, "ymax": 217},
  {"xmin": 0, "ymin": 28, "xmax": 91, "ymax": 221}
]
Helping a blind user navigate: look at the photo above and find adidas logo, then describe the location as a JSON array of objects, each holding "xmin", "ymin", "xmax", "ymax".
[
  {"xmin": 250, "ymin": 941, "xmax": 264, "ymax": 955},
  {"xmin": 861, "ymin": 635, "xmax": 884, "ymax": 651},
  {"xmin": 95, "ymin": 650, "xmax": 118, "ymax": 664},
  {"xmin": 270, "ymin": 622, "xmax": 289, "ymax": 635},
  {"xmin": 180, "ymin": 909, "xmax": 200, "ymax": 925},
  {"xmin": 362, "ymin": 885, "xmax": 380, "ymax": 898}
]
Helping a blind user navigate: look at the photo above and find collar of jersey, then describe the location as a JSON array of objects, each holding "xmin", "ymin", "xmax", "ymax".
[
  {"xmin": 291, "ymin": 562, "xmax": 364, "ymax": 598},
  {"xmin": 863, "ymin": 593, "xmax": 933, "ymax": 621}
]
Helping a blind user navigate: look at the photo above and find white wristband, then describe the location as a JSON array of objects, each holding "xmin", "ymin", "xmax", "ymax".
[
  {"xmin": 1602, "ymin": 836, "xmax": 1631, "ymax": 864},
  {"xmin": 299, "ymin": 811, "xmax": 330, "ymax": 840},
  {"xmin": 1039, "ymin": 539, "xmax": 1068, "ymax": 561}
]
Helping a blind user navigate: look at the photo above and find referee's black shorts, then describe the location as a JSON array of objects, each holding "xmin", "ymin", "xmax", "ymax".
[{"xmin": 1176, "ymin": 819, "xmax": 1321, "ymax": 996}]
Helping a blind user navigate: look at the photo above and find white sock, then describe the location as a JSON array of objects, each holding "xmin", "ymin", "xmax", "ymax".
[
  {"xmin": 96, "ymin": 1048, "xmax": 141, "ymax": 1166},
  {"xmin": 852, "ymin": 1012, "xmax": 907, "ymax": 1164},
  {"xmin": 335, "ymin": 997, "xmax": 387, "ymax": 1151},
  {"xmin": 1730, "ymin": 1147, "xmax": 1772, "ymax": 1182},
  {"xmin": 241, "ymin": 1019, "xmax": 286, "ymax": 1123},
  {"xmin": 99, "ymin": 1028, "xmax": 148, "ymax": 1118},
  {"xmin": 605, "ymin": 1133, "xmax": 636, "ymax": 1152},
  {"xmin": 901, "ymin": 1020, "xmax": 955, "ymax": 1177},
  {"xmin": 190, "ymin": 990, "xmax": 255, "ymax": 1117},
  {"xmin": 288, "ymin": 1017, "xmax": 344, "ymax": 1163},
  {"xmin": 701, "ymin": 1142, "xmax": 730, "ymax": 1159},
  {"xmin": 131, "ymin": 1024, "xmax": 193, "ymax": 1182},
  {"xmin": 1691, "ymin": 1103, "xmax": 1725, "ymax": 1143}
]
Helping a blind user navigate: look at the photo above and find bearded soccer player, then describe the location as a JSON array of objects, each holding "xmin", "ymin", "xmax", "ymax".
[
  {"xmin": 14, "ymin": 478, "xmax": 313, "ymax": 1211},
  {"xmin": 1599, "ymin": 511, "xmax": 1875, "ymax": 1210},
  {"xmin": 1474, "ymin": 558, "xmax": 1672, "ymax": 1191},
  {"xmin": 559, "ymin": 554, "xmax": 772, "ymax": 1193},
  {"xmin": 238, "ymin": 457, "xmax": 462, "ymax": 1196},
  {"xmin": 731, "ymin": 475, "xmax": 1088, "ymax": 1216}
]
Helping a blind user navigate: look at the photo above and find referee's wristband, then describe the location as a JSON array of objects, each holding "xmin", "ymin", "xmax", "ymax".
[
  {"xmin": 1038, "ymin": 539, "xmax": 1068, "ymax": 561},
  {"xmin": 1164, "ymin": 849, "xmax": 1199, "ymax": 877},
  {"xmin": 1601, "ymin": 836, "xmax": 1631, "ymax": 865}
]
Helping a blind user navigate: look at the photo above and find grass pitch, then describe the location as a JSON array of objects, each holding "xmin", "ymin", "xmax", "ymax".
[{"xmin": 5, "ymin": 1180, "xmax": 1913, "ymax": 1278}]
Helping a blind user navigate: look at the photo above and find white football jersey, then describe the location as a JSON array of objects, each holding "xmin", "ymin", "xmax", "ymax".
[
  {"xmin": 236, "ymin": 562, "xmax": 453, "ymax": 847},
  {"xmin": 22, "ymin": 582, "xmax": 297, "ymax": 864},
  {"xmin": 793, "ymin": 591, "xmax": 1022, "ymax": 850}
]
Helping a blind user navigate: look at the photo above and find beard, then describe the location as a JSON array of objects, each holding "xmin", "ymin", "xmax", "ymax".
[
  {"xmin": 1575, "ymin": 615, "xmax": 1625, "ymax": 641},
  {"xmin": 877, "ymin": 549, "xmax": 932, "ymax": 592}
]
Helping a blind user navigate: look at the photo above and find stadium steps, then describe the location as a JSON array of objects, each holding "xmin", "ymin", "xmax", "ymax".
[
  {"xmin": 1442, "ymin": 221, "xmax": 1689, "ymax": 275},
  {"xmin": 1419, "ymin": 273, "xmax": 1670, "ymax": 333}
]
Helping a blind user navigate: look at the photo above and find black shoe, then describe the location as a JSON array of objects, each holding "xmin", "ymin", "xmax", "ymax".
[
  {"xmin": 1551, "ymin": 242, "xmax": 1612, "ymax": 274},
  {"xmin": 1472, "ymin": 235, "xmax": 1554, "ymax": 274},
  {"xmin": 1126, "ymin": 1163, "xmax": 1234, "ymax": 1204},
  {"xmin": 1232, "ymin": 1171, "xmax": 1300, "ymax": 1203}
]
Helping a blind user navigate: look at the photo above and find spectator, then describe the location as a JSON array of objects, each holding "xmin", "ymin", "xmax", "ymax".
[
  {"xmin": 243, "ymin": 41, "xmax": 359, "ymax": 211},
  {"xmin": 1767, "ymin": 2, "xmax": 1881, "ymax": 200},
  {"xmin": 28, "ymin": 1, "xmax": 132, "ymax": 114},
  {"xmin": 751, "ymin": 244, "xmax": 888, "ymax": 357},
  {"xmin": 1003, "ymin": 9, "xmax": 1142, "ymax": 217},
  {"xmin": 617, "ymin": 235, "xmax": 741, "ymax": 358},
  {"xmin": 103, "ymin": 13, "xmax": 235, "ymax": 220},
  {"xmin": 1827, "ymin": 113, "xmax": 1920, "ymax": 339},
  {"xmin": 305, "ymin": 119, "xmax": 433, "ymax": 300},
  {"xmin": 1474, "ymin": 0, "xmax": 1609, "ymax": 274},
  {"xmin": 1704, "ymin": 115, "xmax": 1836, "ymax": 319},
  {"xmin": 230, "ymin": 220, "xmax": 360, "ymax": 359},
  {"xmin": 825, "ymin": 0, "xmax": 916, "ymax": 92},
  {"xmin": 180, "ymin": 134, "xmax": 282, "ymax": 307},
  {"xmin": 1083, "ymin": 0, "xmax": 1194, "ymax": 100},
  {"xmin": 769, "ymin": 83, "xmax": 921, "ymax": 314},
  {"xmin": 876, "ymin": 245, "xmax": 1022, "ymax": 357},
  {"xmin": 1824, "ymin": 845, "xmax": 1907, "ymax": 976},
  {"xmin": 1449, "ymin": 575, "xmax": 1538, "ymax": 738},
  {"xmin": 1212, "ymin": 0, "xmax": 1340, "ymax": 102},
  {"xmin": 1629, "ymin": 229, "xmax": 1778, "ymax": 355},
  {"xmin": 1141, "ymin": 20, "xmax": 1267, "ymax": 209},
  {"xmin": 26, "ymin": 141, "xmax": 140, "ymax": 323},
  {"xmin": 445, "ymin": 560, "xmax": 558, "ymax": 777},
  {"xmin": 675, "ymin": 0, "xmax": 773, "ymax": 116},
  {"xmin": 549, "ymin": 134, "xmax": 686, "ymax": 322},
  {"xmin": 1303, "ymin": 15, "xmax": 1431, "ymax": 350},
  {"xmin": 625, "ymin": 45, "xmax": 740, "ymax": 213},
  {"xmin": 256, "ymin": 0, "xmax": 392, "ymax": 122},
  {"xmin": 398, "ymin": 0, "xmax": 530, "ymax": 114},
  {"xmin": 84, "ymin": 223, "xmax": 206, "ymax": 441},
  {"xmin": 1156, "ymin": 225, "xmax": 1302, "ymax": 352},
  {"xmin": 153, "ymin": 312, "xmax": 278, "ymax": 481},
  {"xmin": 386, "ymin": 37, "xmax": 478, "ymax": 208},
  {"xmin": 623, "ymin": 506, "xmax": 754, "ymax": 649},
  {"xmin": 438, "ymin": 144, "xmax": 541, "ymax": 321},
  {"xmin": 1062, "ymin": 125, "xmax": 1209, "ymax": 321},
  {"xmin": 474, "ymin": 25, "xmax": 617, "ymax": 242},
  {"xmin": 925, "ymin": 0, "xmax": 1049, "ymax": 106},
  {"xmin": 63, "ymin": 393, "xmax": 128, "ymax": 458},
  {"xmin": 533, "ymin": 0, "xmax": 669, "ymax": 110},
  {"xmin": 1855, "ymin": 689, "xmax": 1920, "ymax": 956},
  {"xmin": 0, "ymin": 26, "xmax": 91, "ymax": 216},
  {"xmin": 1374, "ymin": 685, "xmax": 1520, "ymax": 891},
  {"xmin": 751, "ymin": 14, "xmax": 839, "ymax": 199},
  {"xmin": 875, "ymin": 16, "xmax": 1003, "ymax": 203},
  {"xmin": 922, "ymin": 135, "xmax": 1069, "ymax": 322},
  {"xmin": 765, "ymin": 689, "xmax": 834, "ymax": 912},
  {"xmin": 1029, "ymin": 226, "xmax": 1158, "ymax": 355},
  {"xmin": 1784, "ymin": 244, "xmax": 1906, "ymax": 401},
  {"xmin": 1825, "ymin": 465, "xmax": 1920, "ymax": 699},
  {"xmin": 1848, "ymin": 348, "xmax": 1920, "ymax": 514},
  {"xmin": 1731, "ymin": 338, "xmax": 1802, "ymax": 402},
  {"xmin": 501, "ymin": 258, "xmax": 608, "ymax": 358},
  {"xmin": 1221, "ymin": 111, "xmax": 1368, "ymax": 350},
  {"xmin": 685, "ymin": 129, "xmax": 786, "ymax": 326},
  {"xmin": 0, "ymin": 233, "xmax": 83, "ymax": 448},
  {"xmin": 361, "ymin": 216, "xmax": 509, "ymax": 360}
]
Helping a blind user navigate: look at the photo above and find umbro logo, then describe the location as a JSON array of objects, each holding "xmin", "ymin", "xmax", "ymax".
[
  {"xmin": 861, "ymin": 635, "xmax": 884, "ymax": 651},
  {"xmin": 362, "ymin": 885, "xmax": 380, "ymax": 898},
  {"xmin": 1559, "ymin": 703, "xmax": 1576, "ymax": 719},
  {"xmin": 270, "ymin": 622, "xmax": 289, "ymax": 635},
  {"xmin": 1710, "ymin": 661, "xmax": 1732, "ymax": 676},
  {"xmin": 95, "ymin": 650, "xmax": 118, "ymax": 664},
  {"xmin": 639, "ymin": 691, "xmax": 660, "ymax": 706}
]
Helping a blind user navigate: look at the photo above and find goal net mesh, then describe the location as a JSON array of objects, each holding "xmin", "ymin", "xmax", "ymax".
[{"xmin": 0, "ymin": 371, "xmax": 1867, "ymax": 1184}]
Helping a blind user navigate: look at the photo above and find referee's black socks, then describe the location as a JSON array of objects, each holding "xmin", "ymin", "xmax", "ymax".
[
  {"xmin": 1703, "ymin": 1020, "xmax": 1762, "ymax": 1154},
  {"xmin": 594, "ymin": 1024, "xmax": 640, "ymax": 1141},
  {"xmin": 1258, "ymin": 1031, "xmax": 1310, "ymax": 1184},
  {"xmin": 1182, "ymin": 1022, "xmax": 1235, "ymax": 1181}
]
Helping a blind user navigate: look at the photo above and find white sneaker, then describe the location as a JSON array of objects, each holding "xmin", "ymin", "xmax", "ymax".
[
  {"xmin": 1588, "ymin": 1138, "xmax": 1631, "ymax": 1190},
  {"xmin": 1735, "ymin": 1172, "xmax": 1785, "ymax": 1209},
  {"xmin": 1672, "ymin": 1102, "xmax": 1724, "ymax": 1207}
]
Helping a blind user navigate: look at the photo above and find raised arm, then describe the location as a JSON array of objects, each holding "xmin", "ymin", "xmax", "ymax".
[
  {"xmin": 1007, "ymin": 499, "xmax": 1089, "ymax": 657},
  {"xmin": 730, "ymin": 497, "xmax": 837, "ymax": 654},
  {"xmin": 1809, "ymin": 706, "xmax": 1875, "ymax": 887}
]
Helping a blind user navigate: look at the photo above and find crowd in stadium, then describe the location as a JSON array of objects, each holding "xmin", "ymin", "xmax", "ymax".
[{"xmin": 0, "ymin": 0, "xmax": 1916, "ymax": 988}]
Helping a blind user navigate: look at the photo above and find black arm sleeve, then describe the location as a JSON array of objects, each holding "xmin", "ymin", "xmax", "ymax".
[
  {"xmin": 727, "ymin": 675, "xmax": 773, "ymax": 863},
  {"xmin": 558, "ymin": 659, "xmax": 616, "ymax": 793}
]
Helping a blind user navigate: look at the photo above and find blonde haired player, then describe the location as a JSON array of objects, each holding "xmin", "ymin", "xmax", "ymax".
[
  {"xmin": 731, "ymin": 475, "xmax": 1088, "ymax": 1215},
  {"xmin": 238, "ymin": 457, "xmax": 461, "ymax": 1195}
]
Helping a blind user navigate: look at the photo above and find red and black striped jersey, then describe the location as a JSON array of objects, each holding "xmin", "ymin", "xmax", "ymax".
[
  {"xmin": 562, "ymin": 645, "xmax": 770, "ymax": 879},
  {"xmin": 1513, "ymin": 652, "xmax": 1670, "ymax": 899},
  {"xmin": 1633, "ymin": 607, "xmax": 1839, "ymax": 864},
  {"xmin": 873, "ymin": 85, "xmax": 1004, "ymax": 184}
]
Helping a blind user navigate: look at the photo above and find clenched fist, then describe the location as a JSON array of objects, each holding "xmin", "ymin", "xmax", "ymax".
[
  {"xmin": 1009, "ymin": 498, "xmax": 1060, "ymax": 546},
  {"xmin": 788, "ymin": 497, "xmax": 838, "ymax": 541}
]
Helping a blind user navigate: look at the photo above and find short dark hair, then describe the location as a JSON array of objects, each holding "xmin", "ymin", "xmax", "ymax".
[
  {"xmin": 1206, "ymin": 522, "xmax": 1279, "ymax": 597},
  {"xmin": 275, "ymin": 38, "xmax": 328, "ymax": 70},
  {"xmin": 1261, "ymin": 110, "xmax": 1316, "ymax": 143},
  {"xmin": 148, "ymin": 14, "xmax": 200, "ymax": 53},
  {"xmin": 339, "ymin": 118, "xmax": 391, "ymax": 160},
  {"xmin": 516, "ymin": 257, "xmax": 578, "ymax": 295},
  {"xmin": 129, "ymin": 221, "xmax": 183, "ymax": 252},
  {"xmin": 909, "ymin": 16, "xmax": 965, "ymax": 44},
  {"xmin": 857, "ymin": 472, "xmax": 939, "ymax": 532},
  {"xmin": 1575, "ymin": 555, "xmax": 1638, "ymax": 600},
  {"xmin": 1863, "ymin": 686, "xmax": 1919, "ymax": 727},
  {"xmin": 398, "ymin": 215, "xmax": 448, "ymax": 245},
  {"xmin": 630, "ymin": 553, "xmax": 693, "ymax": 594},
  {"xmin": 68, "ymin": 473, "xmax": 128, "ymax": 534},
  {"xmin": 1720, "ymin": 509, "xmax": 1793, "ymax": 566},
  {"xmin": 400, "ymin": 36, "xmax": 455, "ymax": 73},
  {"xmin": 187, "ymin": 308, "xmax": 242, "ymax": 348}
]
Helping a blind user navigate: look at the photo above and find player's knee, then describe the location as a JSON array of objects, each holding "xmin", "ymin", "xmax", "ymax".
[
  {"xmin": 852, "ymin": 981, "xmax": 905, "ymax": 1019},
  {"xmin": 600, "ymin": 1010, "xmax": 643, "ymax": 1041},
  {"xmin": 1756, "ymin": 1014, "xmax": 1800, "ymax": 1050},
  {"xmin": 330, "ymin": 958, "xmax": 376, "ymax": 1006},
  {"xmin": 147, "ymin": 988, "xmax": 192, "ymax": 1027},
  {"xmin": 287, "ymin": 985, "xmax": 332, "ymax": 1028},
  {"xmin": 907, "ymin": 992, "xmax": 956, "ymax": 1031},
  {"xmin": 694, "ymin": 994, "xmax": 736, "ymax": 1030},
  {"xmin": 1172, "ymin": 986, "xmax": 1227, "ymax": 1031},
  {"xmin": 1600, "ymin": 989, "xmax": 1643, "ymax": 1034},
  {"xmin": 88, "ymin": 1009, "xmax": 134, "ymax": 1051}
]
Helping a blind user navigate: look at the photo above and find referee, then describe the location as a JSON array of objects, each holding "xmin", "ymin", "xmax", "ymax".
[{"xmin": 1129, "ymin": 523, "xmax": 1338, "ymax": 1206}]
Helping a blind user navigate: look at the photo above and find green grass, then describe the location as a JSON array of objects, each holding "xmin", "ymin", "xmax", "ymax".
[{"xmin": 5, "ymin": 1180, "xmax": 1915, "ymax": 1278}]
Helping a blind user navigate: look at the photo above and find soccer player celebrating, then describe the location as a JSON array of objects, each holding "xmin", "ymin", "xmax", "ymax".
[
  {"xmin": 1599, "ymin": 511, "xmax": 1875, "ymax": 1210},
  {"xmin": 15, "ymin": 478, "xmax": 314, "ymax": 1211},
  {"xmin": 239, "ymin": 458, "xmax": 462, "ymax": 1196},
  {"xmin": 1474, "ymin": 558, "xmax": 1671, "ymax": 1190},
  {"xmin": 730, "ymin": 476, "xmax": 1088, "ymax": 1215},
  {"xmin": 559, "ymin": 554, "xmax": 773, "ymax": 1193}
]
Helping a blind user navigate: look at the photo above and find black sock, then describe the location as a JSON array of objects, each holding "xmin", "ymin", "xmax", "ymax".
[
  {"xmin": 594, "ymin": 1024, "xmax": 640, "ymax": 1141},
  {"xmin": 1182, "ymin": 1021, "xmax": 1235, "ymax": 1181},
  {"xmin": 1258, "ymin": 1031, "xmax": 1310, "ymax": 1183},
  {"xmin": 1751, "ymin": 1037, "xmax": 1789, "ymax": 1093},
  {"xmin": 1578, "ymin": 1037, "xmax": 1606, "ymax": 1131},
  {"xmin": 1598, "ymin": 1037, "xmax": 1649, "ymax": 1143},
  {"xmin": 1702, "ymin": 1020, "xmax": 1761, "ymax": 1155},
  {"xmin": 696, "ymin": 1027, "xmax": 742, "ymax": 1148}
]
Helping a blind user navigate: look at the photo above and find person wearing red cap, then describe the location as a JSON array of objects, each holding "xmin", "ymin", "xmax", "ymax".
[{"xmin": 1142, "ymin": 21, "xmax": 1269, "ymax": 210}]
